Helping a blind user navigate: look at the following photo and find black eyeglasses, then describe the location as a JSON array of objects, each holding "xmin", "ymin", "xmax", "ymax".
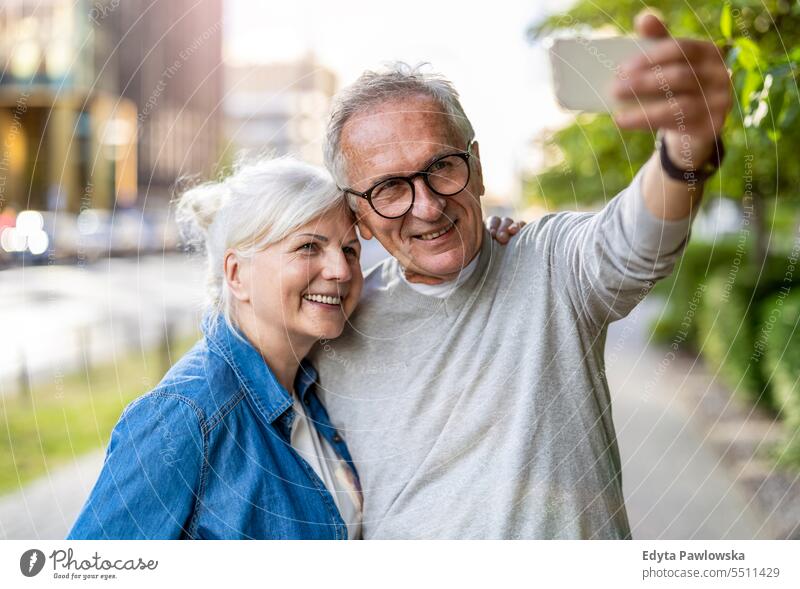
[{"xmin": 341, "ymin": 143, "xmax": 474, "ymax": 219}]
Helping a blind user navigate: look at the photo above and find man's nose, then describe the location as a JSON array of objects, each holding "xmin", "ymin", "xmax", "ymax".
[
  {"xmin": 321, "ymin": 250, "xmax": 352, "ymax": 283},
  {"xmin": 410, "ymin": 177, "xmax": 446, "ymax": 222}
]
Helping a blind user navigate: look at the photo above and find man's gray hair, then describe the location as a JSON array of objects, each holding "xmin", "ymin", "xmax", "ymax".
[{"xmin": 323, "ymin": 62, "xmax": 476, "ymax": 204}]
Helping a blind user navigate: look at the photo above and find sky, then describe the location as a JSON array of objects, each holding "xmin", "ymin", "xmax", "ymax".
[{"xmin": 224, "ymin": 0, "xmax": 576, "ymax": 205}]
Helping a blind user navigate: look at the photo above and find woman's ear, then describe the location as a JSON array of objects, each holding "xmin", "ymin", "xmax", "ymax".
[{"xmin": 223, "ymin": 249, "xmax": 250, "ymax": 303}]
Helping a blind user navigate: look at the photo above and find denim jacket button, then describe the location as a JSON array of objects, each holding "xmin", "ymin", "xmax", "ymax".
[
  {"xmin": 332, "ymin": 433, "xmax": 342, "ymax": 443},
  {"xmin": 303, "ymin": 397, "xmax": 310, "ymax": 406}
]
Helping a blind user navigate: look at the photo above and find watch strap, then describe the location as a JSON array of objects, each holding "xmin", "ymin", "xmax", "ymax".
[{"xmin": 656, "ymin": 131, "xmax": 725, "ymax": 184}]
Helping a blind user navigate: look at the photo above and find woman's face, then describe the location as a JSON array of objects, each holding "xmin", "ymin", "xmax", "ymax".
[{"xmin": 236, "ymin": 206, "xmax": 363, "ymax": 346}]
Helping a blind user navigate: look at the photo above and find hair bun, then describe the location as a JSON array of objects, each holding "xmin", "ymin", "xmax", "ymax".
[{"xmin": 175, "ymin": 180, "xmax": 230, "ymax": 244}]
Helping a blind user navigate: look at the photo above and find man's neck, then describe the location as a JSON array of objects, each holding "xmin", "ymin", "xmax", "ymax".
[
  {"xmin": 403, "ymin": 268, "xmax": 455, "ymax": 285},
  {"xmin": 402, "ymin": 248, "xmax": 481, "ymax": 286}
]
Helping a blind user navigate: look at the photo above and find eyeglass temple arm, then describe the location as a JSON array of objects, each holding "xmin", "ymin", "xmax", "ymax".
[{"xmin": 341, "ymin": 187, "xmax": 368, "ymax": 199}]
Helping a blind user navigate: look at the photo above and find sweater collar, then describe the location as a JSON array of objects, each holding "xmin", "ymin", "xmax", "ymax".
[{"xmin": 383, "ymin": 227, "xmax": 495, "ymax": 314}]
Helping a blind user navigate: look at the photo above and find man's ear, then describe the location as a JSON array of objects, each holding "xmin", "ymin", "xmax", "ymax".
[
  {"xmin": 223, "ymin": 249, "xmax": 250, "ymax": 303},
  {"xmin": 471, "ymin": 141, "xmax": 485, "ymax": 197}
]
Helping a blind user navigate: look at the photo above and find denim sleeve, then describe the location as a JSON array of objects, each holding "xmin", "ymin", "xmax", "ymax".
[{"xmin": 67, "ymin": 393, "xmax": 205, "ymax": 539}]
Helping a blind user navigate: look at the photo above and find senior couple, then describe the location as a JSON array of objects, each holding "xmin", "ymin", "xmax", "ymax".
[{"xmin": 69, "ymin": 14, "xmax": 731, "ymax": 540}]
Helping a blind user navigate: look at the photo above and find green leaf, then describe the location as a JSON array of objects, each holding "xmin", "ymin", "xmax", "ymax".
[
  {"xmin": 734, "ymin": 37, "xmax": 763, "ymax": 70},
  {"xmin": 779, "ymin": 97, "xmax": 799, "ymax": 130},
  {"xmin": 721, "ymin": 3, "xmax": 732, "ymax": 40},
  {"xmin": 767, "ymin": 75, "xmax": 787, "ymax": 131},
  {"xmin": 739, "ymin": 69, "xmax": 763, "ymax": 109}
]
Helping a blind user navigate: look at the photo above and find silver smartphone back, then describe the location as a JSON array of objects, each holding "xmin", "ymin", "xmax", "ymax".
[{"xmin": 545, "ymin": 36, "xmax": 656, "ymax": 112}]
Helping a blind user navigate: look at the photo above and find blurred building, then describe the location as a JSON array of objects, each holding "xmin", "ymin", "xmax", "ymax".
[
  {"xmin": 224, "ymin": 55, "xmax": 336, "ymax": 165},
  {"xmin": 0, "ymin": 0, "xmax": 137, "ymax": 214},
  {"xmin": 0, "ymin": 0, "xmax": 223, "ymax": 217},
  {"xmin": 113, "ymin": 0, "xmax": 223, "ymax": 201}
]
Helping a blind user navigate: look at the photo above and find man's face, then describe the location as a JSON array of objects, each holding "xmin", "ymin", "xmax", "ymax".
[{"xmin": 340, "ymin": 95, "xmax": 485, "ymax": 283}]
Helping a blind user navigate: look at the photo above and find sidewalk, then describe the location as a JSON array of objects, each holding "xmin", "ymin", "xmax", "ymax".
[
  {"xmin": 0, "ymin": 450, "xmax": 104, "ymax": 540},
  {"xmin": 0, "ymin": 297, "xmax": 794, "ymax": 539},
  {"xmin": 607, "ymin": 298, "xmax": 798, "ymax": 539}
]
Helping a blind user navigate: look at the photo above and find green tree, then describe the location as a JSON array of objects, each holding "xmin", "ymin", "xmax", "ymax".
[
  {"xmin": 528, "ymin": 1, "xmax": 800, "ymax": 466},
  {"xmin": 527, "ymin": 0, "xmax": 800, "ymax": 260}
]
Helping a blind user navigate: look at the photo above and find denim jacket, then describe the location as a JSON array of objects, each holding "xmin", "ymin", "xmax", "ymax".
[{"xmin": 68, "ymin": 313, "xmax": 358, "ymax": 539}]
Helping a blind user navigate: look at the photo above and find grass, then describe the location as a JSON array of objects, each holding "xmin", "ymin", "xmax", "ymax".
[{"xmin": 0, "ymin": 332, "xmax": 199, "ymax": 495}]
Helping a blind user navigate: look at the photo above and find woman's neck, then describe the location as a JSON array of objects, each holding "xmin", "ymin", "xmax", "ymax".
[{"xmin": 234, "ymin": 309, "xmax": 313, "ymax": 394}]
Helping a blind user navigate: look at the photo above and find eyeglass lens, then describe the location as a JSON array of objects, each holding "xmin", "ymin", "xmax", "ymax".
[{"xmin": 370, "ymin": 154, "xmax": 469, "ymax": 217}]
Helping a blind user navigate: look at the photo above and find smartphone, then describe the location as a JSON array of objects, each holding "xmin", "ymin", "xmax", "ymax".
[{"xmin": 545, "ymin": 36, "xmax": 656, "ymax": 112}]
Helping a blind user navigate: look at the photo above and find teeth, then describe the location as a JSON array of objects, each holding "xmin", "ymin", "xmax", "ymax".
[
  {"xmin": 303, "ymin": 294, "xmax": 342, "ymax": 305},
  {"xmin": 419, "ymin": 222, "xmax": 454, "ymax": 241}
]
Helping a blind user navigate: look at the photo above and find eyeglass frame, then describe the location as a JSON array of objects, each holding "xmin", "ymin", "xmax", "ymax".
[{"xmin": 339, "ymin": 142, "xmax": 475, "ymax": 219}]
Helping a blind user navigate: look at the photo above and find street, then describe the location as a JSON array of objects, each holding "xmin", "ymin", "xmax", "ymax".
[{"xmin": 0, "ymin": 256, "xmax": 204, "ymax": 396}]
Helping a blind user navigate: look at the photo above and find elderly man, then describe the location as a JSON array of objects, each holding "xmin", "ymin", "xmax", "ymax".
[{"xmin": 312, "ymin": 14, "xmax": 732, "ymax": 538}]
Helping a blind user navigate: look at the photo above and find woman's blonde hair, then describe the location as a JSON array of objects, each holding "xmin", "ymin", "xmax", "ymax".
[{"xmin": 175, "ymin": 155, "xmax": 346, "ymax": 331}]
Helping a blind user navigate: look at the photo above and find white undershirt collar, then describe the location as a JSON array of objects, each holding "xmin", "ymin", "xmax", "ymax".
[{"xmin": 400, "ymin": 254, "xmax": 480, "ymax": 298}]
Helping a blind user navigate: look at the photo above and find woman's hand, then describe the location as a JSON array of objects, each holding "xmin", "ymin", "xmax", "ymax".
[{"xmin": 486, "ymin": 216, "xmax": 526, "ymax": 244}]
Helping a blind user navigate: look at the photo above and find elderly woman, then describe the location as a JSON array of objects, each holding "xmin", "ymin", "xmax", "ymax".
[{"xmin": 68, "ymin": 157, "xmax": 521, "ymax": 540}]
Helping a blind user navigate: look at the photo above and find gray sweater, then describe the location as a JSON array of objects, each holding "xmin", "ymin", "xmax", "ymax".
[{"xmin": 311, "ymin": 168, "xmax": 693, "ymax": 539}]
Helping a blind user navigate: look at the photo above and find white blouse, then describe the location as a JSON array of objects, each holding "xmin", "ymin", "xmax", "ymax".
[{"xmin": 290, "ymin": 396, "xmax": 363, "ymax": 539}]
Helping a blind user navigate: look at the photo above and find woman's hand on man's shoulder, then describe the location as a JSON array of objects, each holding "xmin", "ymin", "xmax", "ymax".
[{"xmin": 485, "ymin": 216, "xmax": 526, "ymax": 245}]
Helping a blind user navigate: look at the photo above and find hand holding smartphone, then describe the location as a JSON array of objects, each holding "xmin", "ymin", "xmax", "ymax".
[{"xmin": 545, "ymin": 36, "xmax": 656, "ymax": 112}]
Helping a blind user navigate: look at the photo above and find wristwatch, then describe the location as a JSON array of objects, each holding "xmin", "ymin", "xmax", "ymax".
[{"xmin": 656, "ymin": 130, "xmax": 725, "ymax": 184}]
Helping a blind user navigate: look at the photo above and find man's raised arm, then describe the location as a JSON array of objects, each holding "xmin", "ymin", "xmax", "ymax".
[
  {"xmin": 522, "ymin": 13, "xmax": 733, "ymax": 329},
  {"xmin": 612, "ymin": 11, "xmax": 733, "ymax": 221}
]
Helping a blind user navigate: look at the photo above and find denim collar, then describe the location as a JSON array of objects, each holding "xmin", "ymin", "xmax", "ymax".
[{"xmin": 201, "ymin": 313, "xmax": 318, "ymax": 424}]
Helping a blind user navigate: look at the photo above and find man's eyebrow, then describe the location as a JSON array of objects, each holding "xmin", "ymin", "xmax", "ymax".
[
  {"xmin": 345, "ymin": 238, "xmax": 360, "ymax": 246},
  {"xmin": 365, "ymin": 148, "xmax": 459, "ymax": 185}
]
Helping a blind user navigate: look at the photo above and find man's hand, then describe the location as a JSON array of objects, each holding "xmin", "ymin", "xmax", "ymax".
[{"xmin": 612, "ymin": 11, "xmax": 733, "ymax": 167}]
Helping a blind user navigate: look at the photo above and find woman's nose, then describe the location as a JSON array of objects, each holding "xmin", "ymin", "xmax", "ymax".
[{"xmin": 321, "ymin": 250, "xmax": 352, "ymax": 282}]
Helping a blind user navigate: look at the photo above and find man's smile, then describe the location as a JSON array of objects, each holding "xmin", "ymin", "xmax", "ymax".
[{"xmin": 412, "ymin": 219, "xmax": 458, "ymax": 241}]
